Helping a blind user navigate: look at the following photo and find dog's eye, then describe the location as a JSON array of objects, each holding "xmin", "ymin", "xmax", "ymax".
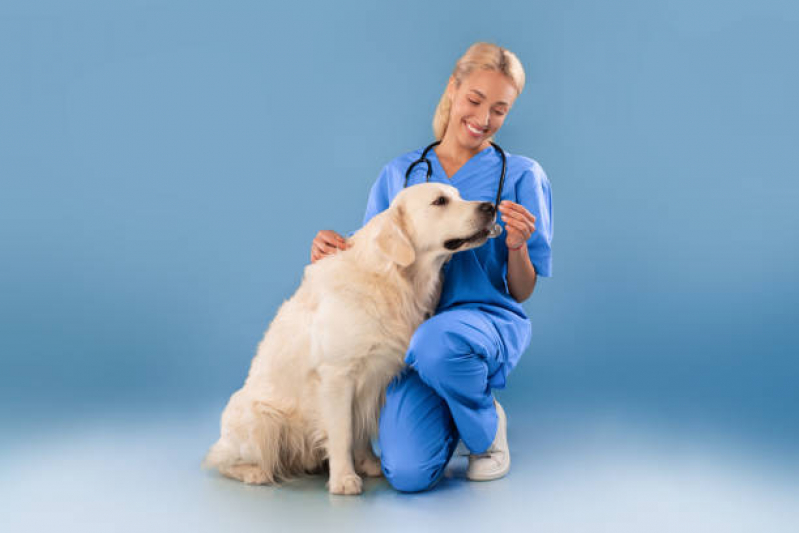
[{"xmin": 432, "ymin": 196, "xmax": 448, "ymax": 206}]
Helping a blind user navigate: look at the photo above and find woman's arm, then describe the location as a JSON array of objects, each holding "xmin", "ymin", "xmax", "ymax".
[
  {"xmin": 499, "ymin": 199, "xmax": 539, "ymax": 303},
  {"xmin": 506, "ymin": 243, "xmax": 537, "ymax": 302}
]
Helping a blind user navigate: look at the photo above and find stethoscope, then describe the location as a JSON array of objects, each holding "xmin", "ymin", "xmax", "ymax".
[{"xmin": 404, "ymin": 140, "xmax": 507, "ymax": 237}]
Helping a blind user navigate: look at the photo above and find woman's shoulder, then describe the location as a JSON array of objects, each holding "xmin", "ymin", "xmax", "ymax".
[
  {"xmin": 382, "ymin": 146, "xmax": 426, "ymax": 173},
  {"xmin": 371, "ymin": 146, "xmax": 430, "ymax": 191},
  {"xmin": 502, "ymin": 150, "xmax": 550, "ymax": 187}
]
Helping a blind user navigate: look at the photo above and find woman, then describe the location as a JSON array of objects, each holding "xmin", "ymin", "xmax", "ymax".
[{"xmin": 310, "ymin": 42, "xmax": 553, "ymax": 492}]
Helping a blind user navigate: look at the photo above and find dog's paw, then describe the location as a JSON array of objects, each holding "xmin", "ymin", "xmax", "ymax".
[
  {"xmin": 355, "ymin": 456, "xmax": 383, "ymax": 478},
  {"xmin": 328, "ymin": 472, "xmax": 363, "ymax": 495},
  {"xmin": 223, "ymin": 464, "xmax": 271, "ymax": 485},
  {"xmin": 242, "ymin": 468, "xmax": 270, "ymax": 485}
]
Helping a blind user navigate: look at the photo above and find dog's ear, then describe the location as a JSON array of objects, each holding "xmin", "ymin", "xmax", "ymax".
[{"xmin": 375, "ymin": 205, "xmax": 415, "ymax": 267}]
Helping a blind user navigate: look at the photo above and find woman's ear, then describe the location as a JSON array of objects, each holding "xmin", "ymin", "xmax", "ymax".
[
  {"xmin": 374, "ymin": 206, "xmax": 415, "ymax": 267},
  {"xmin": 446, "ymin": 76, "xmax": 456, "ymax": 101}
]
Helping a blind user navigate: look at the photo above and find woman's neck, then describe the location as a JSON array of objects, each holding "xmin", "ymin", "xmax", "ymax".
[{"xmin": 435, "ymin": 134, "xmax": 491, "ymax": 167}]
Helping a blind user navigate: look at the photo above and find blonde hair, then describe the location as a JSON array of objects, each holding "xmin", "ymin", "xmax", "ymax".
[{"xmin": 432, "ymin": 42, "xmax": 526, "ymax": 142}]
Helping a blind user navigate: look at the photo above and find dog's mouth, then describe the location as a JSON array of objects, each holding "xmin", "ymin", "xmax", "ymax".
[{"xmin": 444, "ymin": 228, "xmax": 491, "ymax": 251}]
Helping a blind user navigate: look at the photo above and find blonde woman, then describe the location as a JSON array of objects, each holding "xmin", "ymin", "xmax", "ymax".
[{"xmin": 311, "ymin": 42, "xmax": 553, "ymax": 492}]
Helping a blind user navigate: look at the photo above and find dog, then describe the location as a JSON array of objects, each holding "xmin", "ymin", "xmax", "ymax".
[{"xmin": 202, "ymin": 182, "xmax": 498, "ymax": 495}]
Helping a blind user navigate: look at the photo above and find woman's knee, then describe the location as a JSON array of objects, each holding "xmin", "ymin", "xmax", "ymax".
[
  {"xmin": 408, "ymin": 337, "xmax": 489, "ymax": 398},
  {"xmin": 408, "ymin": 312, "xmax": 495, "ymax": 371},
  {"xmin": 378, "ymin": 370, "xmax": 457, "ymax": 492},
  {"xmin": 381, "ymin": 454, "xmax": 448, "ymax": 493},
  {"xmin": 380, "ymin": 424, "xmax": 455, "ymax": 493},
  {"xmin": 379, "ymin": 409, "xmax": 457, "ymax": 493}
]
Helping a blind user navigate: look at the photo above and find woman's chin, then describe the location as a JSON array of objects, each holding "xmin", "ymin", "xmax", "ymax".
[{"xmin": 456, "ymin": 133, "xmax": 486, "ymax": 151}]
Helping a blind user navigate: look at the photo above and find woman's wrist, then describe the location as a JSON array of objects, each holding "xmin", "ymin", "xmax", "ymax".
[{"xmin": 507, "ymin": 241, "xmax": 526, "ymax": 251}]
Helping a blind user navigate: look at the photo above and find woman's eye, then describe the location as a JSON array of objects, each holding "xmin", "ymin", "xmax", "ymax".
[
  {"xmin": 468, "ymin": 99, "xmax": 479, "ymax": 105},
  {"xmin": 433, "ymin": 196, "xmax": 448, "ymax": 206}
]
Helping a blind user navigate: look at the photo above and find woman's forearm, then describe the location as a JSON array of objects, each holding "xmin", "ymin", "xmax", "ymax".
[{"xmin": 506, "ymin": 244, "xmax": 537, "ymax": 302}]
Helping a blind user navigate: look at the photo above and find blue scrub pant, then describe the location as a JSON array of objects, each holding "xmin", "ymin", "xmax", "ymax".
[{"xmin": 378, "ymin": 307, "xmax": 512, "ymax": 493}]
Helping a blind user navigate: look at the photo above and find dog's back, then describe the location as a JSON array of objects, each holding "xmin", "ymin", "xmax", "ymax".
[
  {"xmin": 202, "ymin": 234, "xmax": 430, "ymax": 484},
  {"xmin": 203, "ymin": 198, "xmax": 456, "ymax": 490}
]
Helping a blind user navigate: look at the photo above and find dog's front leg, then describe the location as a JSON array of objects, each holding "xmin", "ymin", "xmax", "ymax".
[{"xmin": 319, "ymin": 368, "xmax": 362, "ymax": 495}]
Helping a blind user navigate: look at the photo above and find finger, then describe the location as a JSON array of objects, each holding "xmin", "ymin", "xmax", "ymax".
[
  {"xmin": 499, "ymin": 206, "xmax": 529, "ymax": 222},
  {"xmin": 500, "ymin": 211, "xmax": 531, "ymax": 230},
  {"xmin": 506, "ymin": 214, "xmax": 535, "ymax": 234},
  {"xmin": 315, "ymin": 242, "xmax": 334, "ymax": 256},
  {"xmin": 502, "ymin": 220, "xmax": 523, "ymax": 236},
  {"xmin": 499, "ymin": 200, "xmax": 526, "ymax": 213},
  {"xmin": 508, "ymin": 217, "xmax": 534, "ymax": 234},
  {"xmin": 500, "ymin": 204, "xmax": 536, "ymax": 224},
  {"xmin": 327, "ymin": 232, "xmax": 346, "ymax": 244},
  {"xmin": 319, "ymin": 235, "xmax": 339, "ymax": 248},
  {"xmin": 320, "ymin": 235, "xmax": 340, "ymax": 247},
  {"xmin": 500, "ymin": 202, "xmax": 536, "ymax": 220},
  {"xmin": 503, "ymin": 217, "xmax": 524, "ymax": 230},
  {"xmin": 504, "ymin": 218, "xmax": 531, "ymax": 238}
]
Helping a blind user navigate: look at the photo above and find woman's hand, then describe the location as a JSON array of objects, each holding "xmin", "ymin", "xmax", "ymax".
[
  {"xmin": 498, "ymin": 200, "xmax": 536, "ymax": 250},
  {"xmin": 311, "ymin": 230, "xmax": 351, "ymax": 263}
]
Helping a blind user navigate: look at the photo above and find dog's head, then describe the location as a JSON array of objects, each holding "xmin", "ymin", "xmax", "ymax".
[{"xmin": 374, "ymin": 183, "xmax": 497, "ymax": 267}]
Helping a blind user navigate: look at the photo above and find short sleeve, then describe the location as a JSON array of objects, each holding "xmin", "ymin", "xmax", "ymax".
[
  {"xmin": 362, "ymin": 164, "xmax": 393, "ymax": 227},
  {"xmin": 514, "ymin": 161, "xmax": 553, "ymax": 277},
  {"xmin": 345, "ymin": 164, "xmax": 393, "ymax": 238}
]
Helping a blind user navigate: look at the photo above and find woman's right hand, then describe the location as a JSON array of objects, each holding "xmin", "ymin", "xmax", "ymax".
[{"xmin": 310, "ymin": 230, "xmax": 351, "ymax": 264}]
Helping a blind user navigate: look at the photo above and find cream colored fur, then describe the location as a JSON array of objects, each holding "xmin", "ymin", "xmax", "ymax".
[{"xmin": 202, "ymin": 182, "xmax": 496, "ymax": 495}]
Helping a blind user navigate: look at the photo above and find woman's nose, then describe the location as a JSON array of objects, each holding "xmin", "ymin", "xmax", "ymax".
[{"xmin": 478, "ymin": 111, "xmax": 490, "ymax": 128}]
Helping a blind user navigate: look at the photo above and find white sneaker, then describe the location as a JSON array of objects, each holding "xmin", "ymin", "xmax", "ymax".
[{"xmin": 466, "ymin": 399, "xmax": 510, "ymax": 481}]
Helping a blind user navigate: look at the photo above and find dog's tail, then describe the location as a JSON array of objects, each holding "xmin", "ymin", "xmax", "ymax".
[
  {"xmin": 202, "ymin": 399, "xmax": 318, "ymax": 484},
  {"xmin": 201, "ymin": 439, "xmax": 235, "ymax": 470}
]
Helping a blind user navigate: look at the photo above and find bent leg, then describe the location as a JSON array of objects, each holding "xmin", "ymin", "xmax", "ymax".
[
  {"xmin": 379, "ymin": 369, "xmax": 459, "ymax": 492},
  {"xmin": 406, "ymin": 308, "xmax": 508, "ymax": 455}
]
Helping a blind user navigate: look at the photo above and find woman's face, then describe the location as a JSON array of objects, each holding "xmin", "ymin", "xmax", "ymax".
[{"xmin": 445, "ymin": 68, "xmax": 518, "ymax": 152}]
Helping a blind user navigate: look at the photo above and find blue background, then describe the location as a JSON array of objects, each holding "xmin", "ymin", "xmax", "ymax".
[{"xmin": 2, "ymin": 0, "xmax": 797, "ymax": 530}]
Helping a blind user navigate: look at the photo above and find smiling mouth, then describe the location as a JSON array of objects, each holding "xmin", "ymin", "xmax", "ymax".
[
  {"xmin": 444, "ymin": 228, "xmax": 491, "ymax": 250},
  {"xmin": 464, "ymin": 120, "xmax": 486, "ymax": 137}
]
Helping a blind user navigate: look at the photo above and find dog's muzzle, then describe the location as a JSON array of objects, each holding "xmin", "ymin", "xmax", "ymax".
[{"xmin": 443, "ymin": 202, "xmax": 500, "ymax": 251}]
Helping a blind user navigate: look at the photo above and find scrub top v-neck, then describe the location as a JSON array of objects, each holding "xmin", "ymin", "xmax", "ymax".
[
  {"xmin": 358, "ymin": 144, "xmax": 553, "ymax": 376},
  {"xmin": 429, "ymin": 145, "xmax": 495, "ymax": 182}
]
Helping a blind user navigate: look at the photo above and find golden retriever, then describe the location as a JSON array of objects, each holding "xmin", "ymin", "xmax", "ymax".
[{"xmin": 202, "ymin": 182, "xmax": 498, "ymax": 495}]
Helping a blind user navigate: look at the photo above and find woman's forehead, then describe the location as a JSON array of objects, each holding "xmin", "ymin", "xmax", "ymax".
[{"xmin": 460, "ymin": 70, "xmax": 517, "ymax": 104}]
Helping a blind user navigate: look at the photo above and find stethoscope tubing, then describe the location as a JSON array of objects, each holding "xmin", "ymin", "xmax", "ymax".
[{"xmin": 404, "ymin": 140, "xmax": 507, "ymax": 211}]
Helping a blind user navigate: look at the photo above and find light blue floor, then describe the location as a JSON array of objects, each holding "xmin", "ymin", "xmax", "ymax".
[{"xmin": 2, "ymin": 401, "xmax": 797, "ymax": 532}]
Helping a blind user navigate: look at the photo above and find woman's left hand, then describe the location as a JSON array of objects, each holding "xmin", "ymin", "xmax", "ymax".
[{"xmin": 498, "ymin": 200, "xmax": 536, "ymax": 249}]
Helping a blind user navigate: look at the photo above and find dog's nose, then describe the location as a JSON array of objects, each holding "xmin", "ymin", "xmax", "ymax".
[{"xmin": 478, "ymin": 202, "xmax": 495, "ymax": 217}]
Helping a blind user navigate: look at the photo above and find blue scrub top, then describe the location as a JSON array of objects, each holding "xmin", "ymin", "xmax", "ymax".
[{"xmin": 357, "ymin": 144, "xmax": 554, "ymax": 373}]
